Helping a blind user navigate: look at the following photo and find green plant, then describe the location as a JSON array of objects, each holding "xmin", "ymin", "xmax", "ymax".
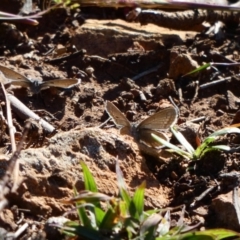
[
  {"xmin": 182, "ymin": 62, "xmax": 240, "ymax": 77},
  {"xmin": 152, "ymin": 126, "xmax": 240, "ymax": 161},
  {"xmin": 54, "ymin": 161, "xmax": 239, "ymax": 239}
]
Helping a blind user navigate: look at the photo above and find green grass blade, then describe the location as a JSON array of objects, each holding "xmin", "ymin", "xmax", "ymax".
[
  {"xmin": 200, "ymin": 145, "xmax": 231, "ymax": 158},
  {"xmin": 62, "ymin": 223, "xmax": 103, "ymax": 240},
  {"xmin": 151, "ymin": 133, "xmax": 192, "ymax": 159},
  {"xmin": 140, "ymin": 213, "xmax": 162, "ymax": 239},
  {"xmin": 171, "ymin": 127, "xmax": 195, "ymax": 154},
  {"xmin": 77, "ymin": 204, "xmax": 93, "ymax": 229},
  {"xmin": 157, "ymin": 211, "xmax": 171, "ymax": 236},
  {"xmin": 194, "ymin": 137, "xmax": 216, "ymax": 158},
  {"xmin": 79, "ymin": 161, "xmax": 101, "ymax": 227},
  {"xmin": 99, "ymin": 204, "xmax": 119, "ymax": 230},
  {"xmin": 210, "ymin": 145, "xmax": 231, "ymax": 151},
  {"xmin": 73, "ymin": 187, "xmax": 92, "ymax": 228},
  {"xmin": 182, "ymin": 63, "xmax": 211, "ymax": 77},
  {"xmin": 130, "ymin": 181, "xmax": 146, "ymax": 219},
  {"xmin": 174, "ymin": 228, "xmax": 240, "ymax": 240},
  {"xmin": 71, "ymin": 191, "xmax": 112, "ymax": 203},
  {"xmin": 208, "ymin": 127, "xmax": 240, "ymax": 138},
  {"xmin": 94, "ymin": 206, "xmax": 105, "ymax": 227},
  {"xmin": 116, "ymin": 160, "xmax": 131, "ymax": 206},
  {"xmin": 80, "ymin": 161, "xmax": 98, "ymax": 193}
]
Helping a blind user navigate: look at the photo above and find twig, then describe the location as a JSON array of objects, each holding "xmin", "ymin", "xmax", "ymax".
[
  {"xmin": 0, "ymin": 121, "xmax": 30, "ymax": 211},
  {"xmin": 44, "ymin": 49, "xmax": 86, "ymax": 63},
  {"xmin": 132, "ymin": 64, "xmax": 162, "ymax": 81},
  {"xmin": 131, "ymin": 9, "xmax": 240, "ymax": 30},
  {"xmin": 33, "ymin": 110, "xmax": 58, "ymax": 121},
  {"xmin": 199, "ymin": 77, "xmax": 230, "ymax": 90},
  {"xmin": 0, "ymin": 83, "xmax": 16, "ymax": 152},
  {"xmin": 16, "ymin": 212, "xmax": 24, "ymax": 225},
  {"xmin": 85, "ymin": 55, "xmax": 111, "ymax": 63},
  {"xmin": 87, "ymin": 55, "xmax": 136, "ymax": 75},
  {"xmin": 0, "ymin": 85, "xmax": 20, "ymax": 191},
  {"xmin": 233, "ymin": 186, "xmax": 240, "ymax": 225},
  {"xmin": 187, "ymin": 116, "xmax": 206, "ymax": 123},
  {"xmin": 190, "ymin": 185, "xmax": 216, "ymax": 207},
  {"xmin": 0, "ymin": 3, "xmax": 63, "ymax": 26},
  {"xmin": 177, "ymin": 85, "xmax": 183, "ymax": 103},
  {"xmin": 0, "ymin": 104, "xmax": 8, "ymax": 126},
  {"xmin": 211, "ymin": 62, "xmax": 240, "ymax": 67},
  {"xmin": 138, "ymin": 90, "xmax": 147, "ymax": 101},
  {"xmin": 0, "ymin": 104, "xmax": 8, "ymax": 143},
  {"xmin": 99, "ymin": 117, "xmax": 111, "ymax": 128},
  {"xmin": 192, "ymin": 80, "xmax": 199, "ymax": 103},
  {"xmin": 42, "ymin": 46, "xmax": 57, "ymax": 56},
  {"xmin": 7, "ymin": 94, "xmax": 55, "ymax": 133},
  {"xmin": 7, "ymin": 223, "xmax": 29, "ymax": 239}
]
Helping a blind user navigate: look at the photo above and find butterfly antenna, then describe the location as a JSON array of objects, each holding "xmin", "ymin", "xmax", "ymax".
[{"xmin": 169, "ymin": 96, "xmax": 179, "ymax": 116}]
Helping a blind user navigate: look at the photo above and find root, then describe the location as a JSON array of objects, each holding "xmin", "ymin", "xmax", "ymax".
[{"xmin": 135, "ymin": 9, "xmax": 240, "ymax": 30}]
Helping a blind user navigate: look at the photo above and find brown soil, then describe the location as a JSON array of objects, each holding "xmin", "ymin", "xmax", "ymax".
[{"xmin": 1, "ymin": 3, "xmax": 240, "ymax": 239}]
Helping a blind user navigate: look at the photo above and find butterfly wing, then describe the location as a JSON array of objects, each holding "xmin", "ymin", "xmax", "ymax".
[
  {"xmin": 105, "ymin": 101, "xmax": 131, "ymax": 131},
  {"xmin": 138, "ymin": 106, "xmax": 177, "ymax": 130},
  {"xmin": 120, "ymin": 126, "xmax": 132, "ymax": 135},
  {"xmin": 0, "ymin": 71, "xmax": 11, "ymax": 85},
  {"xmin": 0, "ymin": 65, "xmax": 31, "ymax": 88},
  {"xmin": 39, "ymin": 78, "xmax": 81, "ymax": 90},
  {"xmin": 137, "ymin": 129, "xmax": 169, "ymax": 148},
  {"xmin": 227, "ymin": 90, "xmax": 240, "ymax": 110}
]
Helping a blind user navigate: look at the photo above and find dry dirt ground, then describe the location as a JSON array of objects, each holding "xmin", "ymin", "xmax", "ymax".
[{"xmin": 1, "ymin": 2, "xmax": 240, "ymax": 239}]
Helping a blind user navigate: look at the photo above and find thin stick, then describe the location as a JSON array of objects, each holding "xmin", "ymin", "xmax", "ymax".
[
  {"xmin": 7, "ymin": 94, "xmax": 55, "ymax": 133},
  {"xmin": 99, "ymin": 117, "xmax": 111, "ymax": 128},
  {"xmin": 177, "ymin": 86, "xmax": 183, "ymax": 103},
  {"xmin": 0, "ymin": 104, "xmax": 8, "ymax": 126},
  {"xmin": 190, "ymin": 185, "xmax": 216, "ymax": 207},
  {"xmin": 1, "ymin": 84, "xmax": 20, "ymax": 191},
  {"xmin": 192, "ymin": 80, "xmax": 199, "ymax": 103},
  {"xmin": 199, "ymin": 77, "xmax": 230, "ymax": 89},
  {"xmin": 0, "ymin": 121, "xmax": 30, "ymax": 211},
  {"xmin": 45, "ymin": 49, "xmax": 86, "ymax": 63},
  {"xmin": 12, "ymin": 223, "xmax": 29, "ymax": 239},
  {"xmin": 187, "ymin": 116, "xmax": 206, "ymax": 123},
  {"xmin": 0, "ymin": 83, "xmax": 16, "ymax": 152},
  {"xmin": 135, "ymin": 9, "xmax": 240, "ymax": 30},
  {"xmin": 139, "ymin": 91, "xmax": 147, "ymax": 101},
  {"xmin": 233, "ymin": 186, "xmax": 240, "ymax": 225},
  {"xmin": 132, "ymin": 64, "xmax": 162, "ymax": 81}
]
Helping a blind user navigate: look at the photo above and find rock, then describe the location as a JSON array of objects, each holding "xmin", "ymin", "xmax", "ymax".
[
  {"xmin": 7, "ymin": 127, "xmax": 170, "ymax": 218},
  {"xmin": 72, "ymin": 19, "xmax": 189, "ymax": 57},
  {"xmin": 0, "ymin": 209, "xmax": 17, "ymax": 231},
  {"xmin": 211, "ymin": 191, "xmax": 240, "ymax": 231},
  {"xmin": 45, "ymin": 216, "xmax": 69, "ymax": 239},
  {"xmin": 169, "ymin": 53, "xmax": 199, "ymax": 79}
]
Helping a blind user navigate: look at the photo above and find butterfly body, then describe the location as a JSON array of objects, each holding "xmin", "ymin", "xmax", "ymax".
[{"xmin": 106, "ymin": 101, "xmax": 178, "ymax": 157}]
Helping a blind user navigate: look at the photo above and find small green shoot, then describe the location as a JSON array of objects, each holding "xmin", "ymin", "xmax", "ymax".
[
  {"xmin": 152, "ymin": 126, "xmax": 240, "ymax": 161},
  {"xmin": 183, "ymin": 62, "xmax": 240, "ymax": 77},
  {"xmin": 54, "ymin": 160, "xmax": 240, "ymax": 239}
]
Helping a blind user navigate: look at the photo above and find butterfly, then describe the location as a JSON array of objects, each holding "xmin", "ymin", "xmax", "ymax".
[
  {"xmin": 0, "ymin": 65, "xmax": 81, "ymax": 94},
  {"xmin": 105, "ymin": 101, "xmax": 178, "ymax": 151}
]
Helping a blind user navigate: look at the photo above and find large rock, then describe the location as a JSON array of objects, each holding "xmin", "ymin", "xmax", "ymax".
[{"xmin": 8, "ymin": 127, "xmax": 171, "ymax": 217}]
